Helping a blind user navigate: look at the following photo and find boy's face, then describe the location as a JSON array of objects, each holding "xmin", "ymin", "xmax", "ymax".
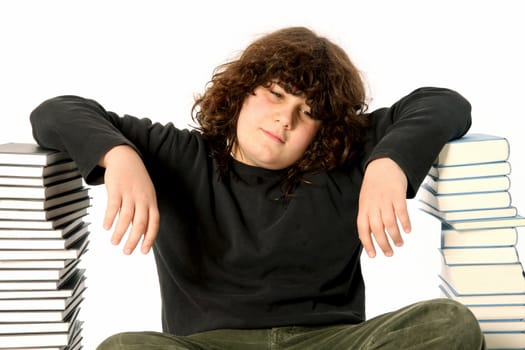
[{"xmin": 232, "ymin": 82, "xmax": 321, "ymax": 170}]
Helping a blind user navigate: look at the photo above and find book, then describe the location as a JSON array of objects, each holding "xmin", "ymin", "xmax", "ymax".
[
  {"xmin": 0, "ymin": 216, "xmax": 86, "ymax": 239},
  {"xmin": 0, "ymin": 259, "xmax": 74, "ymax": 269},
  {"xmin": 0, "ymin": 318, "xmax": 81, "ymax": 348},
  {"xmin": 0, "ymin": 294, "xmax": 83, "ymax": 322},
  {"xmin": 428, "ymin": 161, "xmax": 511, "ymax": 180},
  {"xmin": 0, "ymin": 176, "xmax": 83, "ymax": 199},
  {"xmin": 0, "ymin": 265, "xmax": 79, "ymax": 291},
  {"xmin": 435, "ymin": 133, "xmax": 510, "ymax": 166},
  {"xmin": 0, "ymin": 187, "xmax": 89, "ymax": 210},
  {"xmin": 440, "ymin": 225, "xmax": 518, "ymax": 248},
  {"xmin": 440, "ymin": 246, "xmax": 521, "ymax": 265},
  {"xmin": 0, "ymin": 234, "xmax": 88, "ymax": 261},
  {"xmin": 0, "ymin": 270, "xmax": 85, "ymax": 300},
  {"xmin": 478, "ymin": 319, "xmax": 525, "ymax": 333},
  {"xmin": 468, "ymin": 304, "xmax": 525, "ymax": 321},
  {"xmin": 483, "ymin": 331, "xmax": 525, "ymax": 349},
  {"xmin": 0, "ymin": 307, "xmax": 80, "ymax": 334},
  {"xmin": 424, "ymin": 174, "xmax": 511, "ymax": 194},
  {"xmin": 418, "ymin": 184, "xmax": 512, "ymax": 211},
  {"xmin": 446, "ymin": 215, "xmax": 525, "ymax": 231},
  {"xmin": 439, "ymin": 282, "xmax": 525, "ymax": 306},
  {"xmin": 0, "ymin": 207, "xmax": 88, "ymax": 229},
  {"xmin": 439, "ymin": 263, "xmax": 525, "ymax": 295},
  {"xmin": 420, "ymin": 201, "xmax": 518, "ymax": 222},
  {"xmin": 0, "ymin": 169, "xmax": 80, "ymax": 186},
  {"xmin": 0, "ymin": 259, "xmax": 79, "ymax": 281},
  {"xmin": 0, "ymin": 327, "xmax": 80, "ymax": 348},
  {"xmin": 0, "ymin": 279, "xmax": 85, "ymax": 311},
  {"xmin": 0, "ymin": 159, "xmax": 78, "ymax": 178},
  {"xmin": 0, "ymin": 197, "xmax": 90, "ymax": 220},
  {"xmin": 0, "ymin": 143, "xmax": 70, "ymax": 166},
  {"xmin": 0, "ymin": 222, "xmax": 89, "ymax": 249}
]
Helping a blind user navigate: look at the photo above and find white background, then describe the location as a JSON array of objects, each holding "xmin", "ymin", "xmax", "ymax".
[{"xmin": 1, "ymin": 1, "xmax": 524, "ymax": 349}]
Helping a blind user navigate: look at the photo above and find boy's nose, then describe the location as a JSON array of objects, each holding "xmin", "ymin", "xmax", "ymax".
[{"xmin": 275, "ymin": 107, "xmax": 294, "ymax": 129}]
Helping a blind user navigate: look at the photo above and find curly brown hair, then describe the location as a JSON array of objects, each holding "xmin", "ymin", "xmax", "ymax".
[{"xmin": 192, "ymin": 26, "xmax": 369, "ymax": 195}]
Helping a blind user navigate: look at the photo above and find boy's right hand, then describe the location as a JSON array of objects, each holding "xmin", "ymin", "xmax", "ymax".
[{"xmin": 100, "ymin": 145, "xmax": 160, "ymax": 255}]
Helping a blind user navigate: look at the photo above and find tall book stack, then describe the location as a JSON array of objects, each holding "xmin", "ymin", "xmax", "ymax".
[
  {"xmin": 0, "ymin": 143, "xmax": 90, "ymax": 350},
  {"xmin": 418, "ymin": 133, "xmax": 525, "ymax": 350}
]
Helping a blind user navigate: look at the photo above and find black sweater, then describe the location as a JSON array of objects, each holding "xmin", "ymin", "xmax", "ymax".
[{"xmin": 30, "ymin": 87, "xmax": 471, "ymax": 335}]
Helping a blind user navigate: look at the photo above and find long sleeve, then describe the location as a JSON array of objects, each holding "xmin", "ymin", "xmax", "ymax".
[
  {"xmin": 364, "ymin": 87, "xmax": 472, "ymax": 197},
  {"xmin": 30, "ymin": 96, "xmax": 141, "ymax": 184},
  {"xmin": 30, "ymin": 95, "xmax": 204, "ymax": 187}
]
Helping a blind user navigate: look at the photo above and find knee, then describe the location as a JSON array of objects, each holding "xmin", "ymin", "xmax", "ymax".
[
  {"xmin": 430, "ymin": 298, "xmax": 484, "ymax": 347},
  {"xmin": 96, "ymin": 332, "xmax": 134, "ymax": 350}
]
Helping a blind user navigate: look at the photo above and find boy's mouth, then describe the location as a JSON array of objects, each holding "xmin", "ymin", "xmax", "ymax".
[{"xmin": 262, "ymin": 129, "xmax": 285, "ymax": 144}]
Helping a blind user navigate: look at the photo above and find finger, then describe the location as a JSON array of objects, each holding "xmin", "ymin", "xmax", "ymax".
[
  {"xmin": 357, "ymin": 213, "xmax": 376, "ymax": 258},
  {"xmin": 123, "ymin": 203, "xmax": 149, "ymax": 255},
  {"xmin": 367, "ymin": 209, "xmax": 394, "ymax": 257},
  {"xmin": 111, "ymin": 200, "xmax": 134, "ymax": 246},
  {"xmin": 103, "ymin": 196, "xmax": 121, "ymax": 231},
  {"xmin": 381, "ymin": 206, "xmax": 404, "ymax": 248},
  {"xmin": 141, "ymin": 206, "xmax": 160, "ymax": 254},
  {"xmin": 394, "ymin": 198, "xmax": 412, "ymax": 234}
]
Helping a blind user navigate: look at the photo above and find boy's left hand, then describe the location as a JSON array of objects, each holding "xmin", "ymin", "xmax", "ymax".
[{"xmin": 357, "ymin": 157, "xmax": 411, "ymax": 258}]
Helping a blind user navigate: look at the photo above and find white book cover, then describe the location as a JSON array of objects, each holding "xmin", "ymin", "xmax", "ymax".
[
  {"xmin": 0, "ymin": 176, "xmax": 83, "ymax": 199},
  {"xmin": 435, "ymin": 133, "xmax": 510, "ymax": 166},
  {"xmin": 439, "ymin": 263, "xmax": 525, "ymax": 295},
  {"xmin": 0, "ymin": 143, "xmax": 70, "ymax": 166},
  {"xmin": 439, "ymin": 282, "xmax": 525, "ymax": 306},
  {"xmin": 0, "ymin": 159, "xmax": 78, "ymax": 178},
  {"xmin": 0, "ymin": 280, "xmax": 85, "ymax": 310},
  {"xmin": 418, "ymin": 184, "xmax": 512, "ymax": 211},
  {"xmin": 0, "ymin": 187, "xmax": 89, "ymax": 210},
  {"xmin": 483, "ymin": 331, "xmax": 525, "ymax": 350},
  {"xmin": 440, "ymin": 246, "xmax": 520, "ymax": 265},
  {"xmin": 0, "ymin": 207, "xmax": 88, "ymax": 230},
  {"xmin": 0, "ymin": 259, "xmax": 79, "ymax": 281},
  {"xmin": 0, "ymin": 235, "xmax": 89, "ymax": 261},
  {"xmin": 0, "ymin": 169, "xmax": 80, "ymax": 186},
  {"xmin": 440, "ymin": 225, "xmax": 518, "ymax": 248},
  {"xmin": 419, "ymin": 201, "xmax": 518, "ymax": 222},
  {"xmin": 0, "ymin": 294, "xmax": 83, "ymax": 322},
  {"xmin": 429, "ymin": 161, "xmax": 511, "ymax": 180},
  {"xmin": 0, "ymin": 198, "xmax": 90, "ymax": 220},
  {"xmin": 424, "ymin": 174, "xmax": 511, "ymax": 194},
  {"xmin": 447, "ymin": 215, "xmax": 525, "ymax": 231},
  {"xmin": 0, "ymin": 318, "xmax": 81, "ymax": 348},
  {"xmin": 0, "ymin": 223, "xmax": 89, "ymax": 250},
  {"xmin": 0, "ymin": 270, "xmax": 85, "ymax": 300},
  {"xmin": 0, "ymin": 308, "xmax": 80, "ymax": 335},
  {"xmin": 0, "ymin": 216, "xmax": 86, "ymax": 239},
  {"xmin": 478, "ymin": 319, "xmax": 525, "ymax": 333}
]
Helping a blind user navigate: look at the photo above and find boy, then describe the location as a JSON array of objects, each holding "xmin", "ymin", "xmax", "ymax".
[{"xmin": 30, "ymin": 27, "xmax": 485, "ymax": 349}]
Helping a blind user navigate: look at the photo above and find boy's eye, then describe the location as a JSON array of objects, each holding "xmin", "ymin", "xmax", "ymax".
[
  {"xmin": 270, "ymin": 90, "xmax": 283, "ymax": 98},
  {"xmin": 301, "ymin": 109, "xmax": 312, "ymax": 117}
]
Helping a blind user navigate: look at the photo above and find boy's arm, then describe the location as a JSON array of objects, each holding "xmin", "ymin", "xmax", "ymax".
[
  {"xmin": 30, "ymin": 96, "xmax": 159, "ymax": 254},
  {"xmin": 30, "ymin": 95, "xmax": 141, "ymax": 185},
  {"xmin": 358, "ymin": 87, "xmax": 472, "ymax": 258}
]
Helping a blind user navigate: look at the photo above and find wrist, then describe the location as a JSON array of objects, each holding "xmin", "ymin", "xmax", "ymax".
[{"xmin": 99, "ymin": 144, "xmax": 135, "ymax": 167}]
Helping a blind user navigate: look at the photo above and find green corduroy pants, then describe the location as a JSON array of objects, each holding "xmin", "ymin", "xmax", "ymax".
[{"xmin": 97, "ymin": 298, "xmax": 486, "ymax": 350}]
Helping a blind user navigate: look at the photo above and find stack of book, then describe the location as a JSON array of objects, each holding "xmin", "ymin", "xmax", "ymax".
[
  {"xmin": 418, "ymin": 133, "xmax": 525, "ymax": 349},
  {"xmin": 0, "ymin": 143, "xmax": 90, "ymax": 350}
]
